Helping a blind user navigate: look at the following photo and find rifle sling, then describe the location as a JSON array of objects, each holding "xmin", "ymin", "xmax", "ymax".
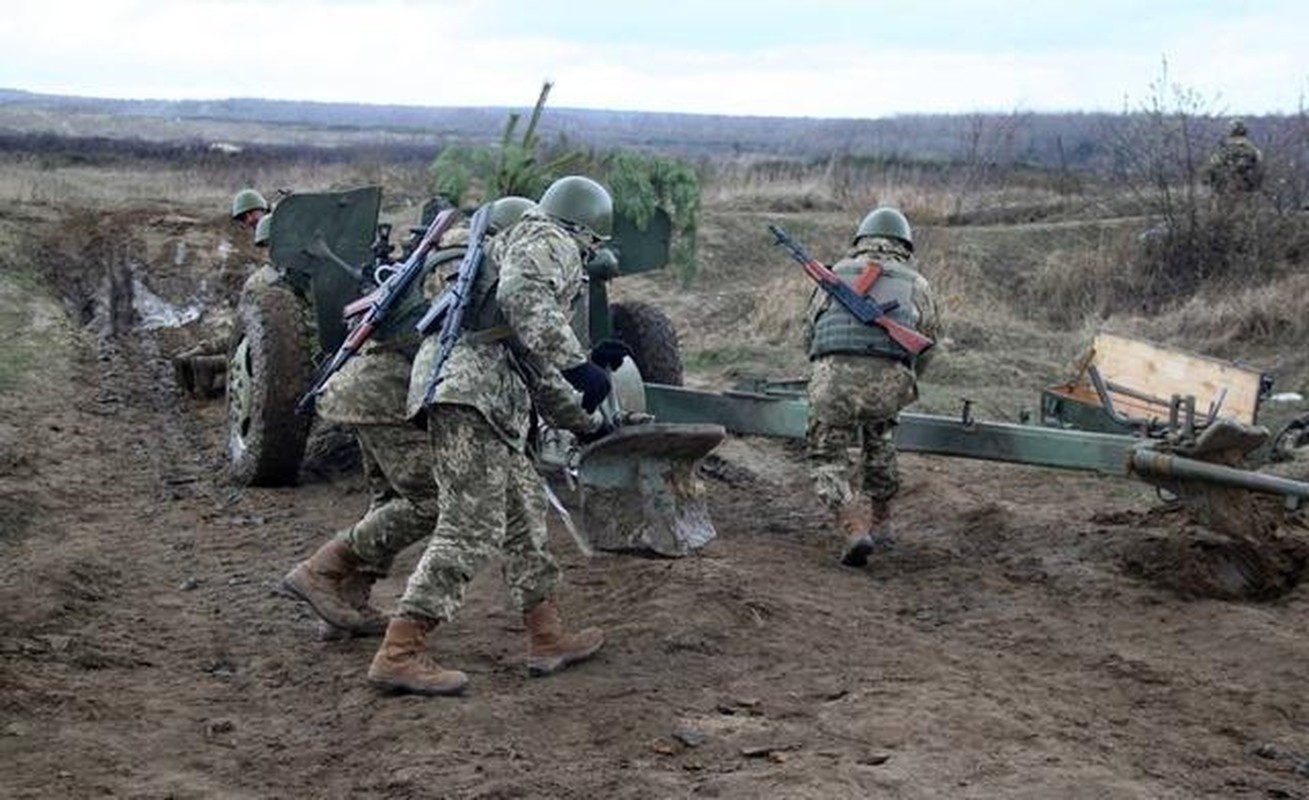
[{"xmin": 463, "ymin": 325, "xmax": 514, "ymax": 346}]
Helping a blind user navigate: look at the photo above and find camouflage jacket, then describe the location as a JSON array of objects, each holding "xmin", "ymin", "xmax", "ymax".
[
  {"xmin": 317, "ymin": 228, "xmax": 467, "ymax": 427},
  {"xmin": 408, "ymin": 210, "xmax": 595, "ymax": 451},
  {"xmin": 1205, "ymin": 136, "xmax": 1264, "ymax": 194}
]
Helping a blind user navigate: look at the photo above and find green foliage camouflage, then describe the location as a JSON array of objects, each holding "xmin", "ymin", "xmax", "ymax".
[{"xmin": 428, "ymin": 83, "xmax": 701, "ymax": 284}]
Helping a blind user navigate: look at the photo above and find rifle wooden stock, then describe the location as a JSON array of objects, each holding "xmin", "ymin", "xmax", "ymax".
[{"xmin": 770, "ymin": 223, "xmax": 934, "ymax": 359}]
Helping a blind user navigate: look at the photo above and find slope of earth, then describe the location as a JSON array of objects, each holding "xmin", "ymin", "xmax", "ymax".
[{"xmin": 3, "ymin": 199, "xmax": 1309, "ymax": 799}]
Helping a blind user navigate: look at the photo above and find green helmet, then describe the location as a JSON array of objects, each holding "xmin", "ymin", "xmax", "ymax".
[
  {"xmin": 487, "ymin": 196, "xmax": 534, "ymax": 234},
  {"xmin": 855, "ymin": 207, "xmax": 913, "ymax": 251},
  {"xmin": 1229, "ymin": 119, "xmax": 1248, "ymax": 137},
  {"xmin": 231, "ymin": 188, "xmax": 269, "ymax": 219},
  {"xmin": 538, "ymin": 176, "xmax": 613, "ymax": 240},
  {"xmin": 253, "ymin": 213, "xmax": 272, "ymax": 247}
]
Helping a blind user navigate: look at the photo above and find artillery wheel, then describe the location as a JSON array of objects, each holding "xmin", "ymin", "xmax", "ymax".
[
  {"xmin": 226, "ymin": 286, "xmax": 313, "ymax": 486},
  {"xmin": 611, "ymin": 301, "xmax": 683, "ymax": 386}
]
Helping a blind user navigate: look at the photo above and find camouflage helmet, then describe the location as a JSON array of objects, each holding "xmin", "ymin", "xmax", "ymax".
[
  {"xmin": 231, "ymin": 188, "xmax": 269, "ymax": 219},
  {"xmin": 538, "ymin": 176, "xmax": 613, "ymax": 240},
  {"xmin": 253, "ymin": 213, "xmax": 272, "ymax": 247},
  {"xmin": 487, "ymin": 195, "xmax": 534, "ymax": 234},
  {"xmin": 855, "ymin": 207, "xmax": 913, "ymax": 251},
  {"xmin": 1228, "ymin": 119, "xmax": 1248, "ymax": 137}
]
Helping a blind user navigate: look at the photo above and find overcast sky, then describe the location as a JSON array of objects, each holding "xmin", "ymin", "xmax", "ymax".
[{"xmin": 2, "ymin": 0, "xmax": 1306, "ymax": 118}]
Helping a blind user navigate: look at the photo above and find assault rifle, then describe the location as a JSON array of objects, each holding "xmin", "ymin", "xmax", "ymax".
[
  {"xmin": 295, "ymin": 208, "xmax": 458, "ymax": 415},
  {"xmin": 767, "ymin": 224, "xmax": 934, "ymax": 358},
  {"xmin": 416, "ymin": 203, "xmax": 493, "ymax": 407}
]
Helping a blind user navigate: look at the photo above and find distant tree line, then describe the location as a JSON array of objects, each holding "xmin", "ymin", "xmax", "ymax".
[{"xmin": 0, "ymin": 131, "xmax": 434, "ymax": 167}]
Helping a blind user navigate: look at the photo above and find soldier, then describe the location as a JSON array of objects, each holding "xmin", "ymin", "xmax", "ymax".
[
  {"xmin": 231, "ymin": 188, "xmax": 270, "ymax": 230},
  {"xmin": 279, "ymin": 197, "xmax": 537, "ymax": 640},
  {"xmin": 1204, "ymin": 119, "xmax": 1264, "ymax": 198},
  {"xmin": 172, "ymin": 207, "xmax": 282, "ymax": 397},
  {"xmin": 803, "ymin": 207, "xmax": 942, "ymax": 568},
  {"xmin": 361, "ymin": 176, "xmax": 614, "ymax": 696}
]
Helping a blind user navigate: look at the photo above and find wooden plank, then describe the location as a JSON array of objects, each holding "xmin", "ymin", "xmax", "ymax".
[{"xmin": 1087, "ymin": 332, "xmax": 1262, "ymax": 424}]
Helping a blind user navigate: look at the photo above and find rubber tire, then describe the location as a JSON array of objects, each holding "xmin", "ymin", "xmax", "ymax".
[
  {"xmin": 226, "ymin": 287, "xmax": 314, "ymax": 486},
  {"xmin": 610, "ymin": 301, "xmax": 683, "ymax": 386}
]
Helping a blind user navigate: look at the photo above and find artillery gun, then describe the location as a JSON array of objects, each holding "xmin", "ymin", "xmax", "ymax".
[{"xmin": 226, "ymin": 188, "xmax": 1309, "ymax": 561}]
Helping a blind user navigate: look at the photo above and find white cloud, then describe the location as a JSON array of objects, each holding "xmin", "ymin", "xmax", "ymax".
[{"xmin": 1, "ymin": 0, "xmax": 1305, "ymax": 116}]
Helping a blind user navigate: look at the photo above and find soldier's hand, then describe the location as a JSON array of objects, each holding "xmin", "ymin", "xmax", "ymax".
[
  {"xmin": 561, "ymin": 362, "xmax": 612, "ymax": 414},
  {"xmin": 589, "ymin": 339, "xmax": 633, "ymax": 371}
]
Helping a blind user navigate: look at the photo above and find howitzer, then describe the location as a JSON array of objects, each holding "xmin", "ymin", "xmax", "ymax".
[
  {"xmin": 294, "ymin": 208, "xmax": 458, "ymax": 415},
  {"xmin": 416, "ymin": 203, "xmax": 492, "ymax": 407},
  {"xmin": 767, "ymin": 224, "xmax": 934, "ymax": 358}
]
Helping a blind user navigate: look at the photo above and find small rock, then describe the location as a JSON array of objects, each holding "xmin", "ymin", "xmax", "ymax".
[
  {"xmin": 1295, "ymin": 760, "xmax": 1309, "ymax": 778},
  {"xmin": 859, "ymin": 753, "xmax": 891, "ymax": 766},
  {"xmin": 716, "ymin": 703, "xmax": 738, "ymax": 715},
  {"xmin": 206, "ymin": 719, "xmax": 234, "ymax": 736},
  {"xmin": 4, "ymin": 721, "xmax": 29, "ymax": 737},
  {"xmin": 673, "ymin": 729, "xmax": 707, "ymax": 748},
  {"xmin": 768, "ymin": 751, "xmax": 789, "ymax": 764},
  {"xmin": 1254, "ymin": 743, "xmax": 1284, "ymax": 760},
  {"xmin": 178, "ymin": 577, "xmax": 200, "ymax": 591},
  {"xmin": 651, "ymin": 741, "xmax": 676, "ymax": 756}
]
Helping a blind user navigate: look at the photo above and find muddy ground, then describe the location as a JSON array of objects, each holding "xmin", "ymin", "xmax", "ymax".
[{"xmin": 3, "ymin": 204, "xmax": 1309, "ymax": 799}]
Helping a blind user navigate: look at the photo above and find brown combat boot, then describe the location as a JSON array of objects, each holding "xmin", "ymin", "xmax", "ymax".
[
  {"xmin": 837, "ymin": 496, "xmax": 875, "ymax": 568},
  {"xmin": 280, "ymin": 540, "xmax": 378, "ymax": 634},
  {"xmin": 367, "ymin": 616, "xmax": 468, "ymax": 695},
  {"xmin": 315, "ymin": 570, "xmax": 388, "ymax": 640},
  {"xmin": 524, "ymin": 599, "xmax": 605, "ymax": 677}
]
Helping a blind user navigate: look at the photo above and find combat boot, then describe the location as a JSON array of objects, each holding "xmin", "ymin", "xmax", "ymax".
[
  {"xmin": 837, "ymin": 496, "xmax": 875, "ymax": 568},
  {"xmin": 367, "ymin": 616, "xmax": 468, "ymax": 695},
  {"xmin": 315, "ymin": 570, "xmax": 387, "ymax": 641},
  {"xmin": 524, "ymin": 599, "xmax": 605, "ymax": 677},
  {"xmin": 280, "ymin": 540, "xmax": 377, "ymax": 634}
]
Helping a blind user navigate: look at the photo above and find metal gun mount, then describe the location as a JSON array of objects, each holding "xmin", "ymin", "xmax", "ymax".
[{"xmin": 642, "ymin": 380, "xmax": 1309, "ymax": 511}]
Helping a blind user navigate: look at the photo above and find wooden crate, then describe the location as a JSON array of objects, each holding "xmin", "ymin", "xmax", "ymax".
[{"xmin": 1046, "ymin": 331, "xmax": 1264, "ymax": 426}]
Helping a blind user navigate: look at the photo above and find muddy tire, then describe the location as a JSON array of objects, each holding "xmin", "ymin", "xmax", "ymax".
[
  {"xmin": 226, "ymin": 287, "xmax": 313, "ymax": 486},
  {"xmin": 611, "ymin": 301, "xmax": 683, "ymax": 386}
]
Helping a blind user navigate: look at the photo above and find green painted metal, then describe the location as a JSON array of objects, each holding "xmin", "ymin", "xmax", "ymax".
[
  {"xmin": 647, "ymin": 383, "xmax": 1132, "ymax": 476},
  {"xmin": 1130, "ymin": 450, "xmax": 1309, "ymax": 499},
  {"xmin": 269, "ymin": 186, "xmax": 383, "ymax": 354},
  {"xmin": 609, "ymin": 207, "xmax": 672, "ymax": 276}
]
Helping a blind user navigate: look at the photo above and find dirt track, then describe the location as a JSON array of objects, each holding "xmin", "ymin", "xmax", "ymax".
[{"xmin": 4, "ymin": 210, "xmax": 1309, "ymax": 799}]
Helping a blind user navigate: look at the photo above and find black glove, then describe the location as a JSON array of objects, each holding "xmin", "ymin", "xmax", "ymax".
[
  {"xmin": 576, "ymin": 419, "xmax": 616, "ymax": 446},
  {"xmin": 589, "ymin": 339, "xmax": 633, "ymax": 371},
  {"xmin": 561, "ymin": 361, "xmax": 612, "ymax": 413}
]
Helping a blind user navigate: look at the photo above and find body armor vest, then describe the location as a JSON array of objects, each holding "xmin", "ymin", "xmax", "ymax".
[{"xmin": 809, "ymin": 256, "xmax": 923, "ymax": 363}]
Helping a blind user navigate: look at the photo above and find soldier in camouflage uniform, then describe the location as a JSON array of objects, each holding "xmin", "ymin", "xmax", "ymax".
[
  {"xmin": 803, "ymin": 207, "xmax": 941, "ymax": 568},
  {"xmin": 1205, "ymin": 119, "xmax": 1264, "ymax": 198},
  {"xmin": 173, "ymin": 205, "xmax": 282, "ymax": 397},
  {"xmin": 365, "ymin": 177, "xmax": 614, "ymax": 696},
  {"xmin": 279, "ymin": 197, "xmax": 536, "ymax": 640}
]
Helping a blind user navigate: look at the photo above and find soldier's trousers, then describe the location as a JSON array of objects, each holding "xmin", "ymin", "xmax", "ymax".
[
  {"xmin": 396, "ymin": 405, "xmax": 560, "ymax": 623},
  {"xmin": 337, "ymin": 423, "xmax": 440, "ymax": 575},
  {"xmin": 806, "ymin": 355, "xmax": 918, "ymax": 510}
]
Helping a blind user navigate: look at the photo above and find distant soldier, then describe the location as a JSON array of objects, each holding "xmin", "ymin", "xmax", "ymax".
[
  {"xmin": 278, "ymin": 197, "xmax": 538, "ymax": 644},
  {"xmin": 803, "ymin": 207, "xmax": 942, "ymax": 567},
  {"xmin": 1204, "ymin": 119, "xmax": 1264, "ymax": 197},
  {"xmin": 231, "ymin": 188, "xmax": 270, "ymax": 230}
]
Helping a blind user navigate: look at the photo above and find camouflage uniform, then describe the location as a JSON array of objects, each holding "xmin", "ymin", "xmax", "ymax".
[
  {"xmin": 803, "ymin": 235, "xmax": 941, "ymax": 563},
  {"xmin": 396, "ymin": 209, "xmax": 598, "ymax": 622},
  {"xmin": 278, "ymin": 226, "xmax": 471, "ymax": 637},
  {"xmin": 1205, "ymin": 124, "xmax": 1264, "ymax": 197}
]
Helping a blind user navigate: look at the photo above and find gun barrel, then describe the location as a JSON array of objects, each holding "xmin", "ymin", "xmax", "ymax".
[{"xmin": 1130, "ymin": 449, "xmax": 1309, "ymax": 500}]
